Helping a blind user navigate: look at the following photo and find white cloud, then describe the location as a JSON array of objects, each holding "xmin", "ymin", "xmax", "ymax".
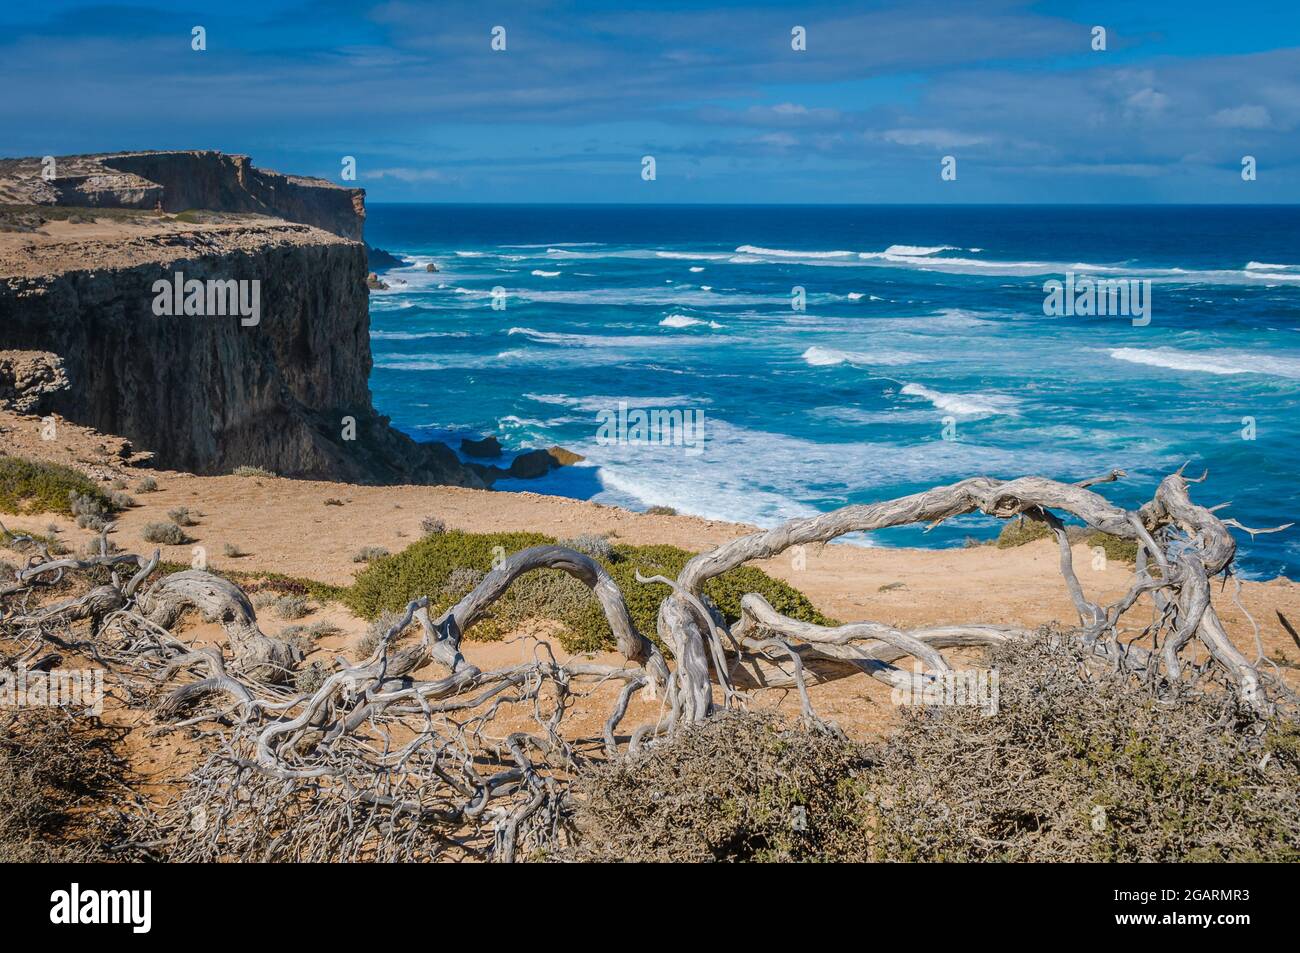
[
  {"xmin": 1211, "ymin": 104, "xmax": 1272, "ymax": 129},
  {"xmin": 881, "ymin": 128, "xmax": 989, "ymax": 148},
  {"xmin": 367, "ymin": 167, "xmax": 453, "ymax": 183},
  {"xmin": 1123, "ymin": 87, "xmax": 1169, "ymax": 117}
]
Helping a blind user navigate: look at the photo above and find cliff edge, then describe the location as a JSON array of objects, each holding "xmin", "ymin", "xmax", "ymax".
[{"xmin": 0, "ymin": 151, "xmax": 482, "ymax": 487}]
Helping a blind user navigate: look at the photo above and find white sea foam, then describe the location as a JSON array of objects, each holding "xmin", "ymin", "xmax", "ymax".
[
  {"xmin": 530, "ymin": 269, "xmax": 561, "ymax": 277},
  {"xmin": 542, "ymin": 417, "xmax": 1089, "ymax": 529},
  {"xmin": 377, "ymin": 346, "xmax": 639, "ymax": 372},
  {"xmin": 846, "ymin": 292, "xmax": 864, "ymax": 300},
  {"xmin": 689, "ymin": 266, "xmax": 705, "ymax": 273},
  {"xmin": 899, "ymin": 383, "xmax": 1020, "ymax": 417},
  {"xmin": 370, "ymin": 330, "xmax": 472, "ymax": 340},
  {"xmin": 507, "ymin": 326, "xmax": 711, "ymax": 348},
  {"xmin": 660, "ymin": 314, "xmax": 723, "ymax": 329},
  {"xmin": 882, "ymin": 244, "xmax": 957, "ymax": 256},
  {"xmin": 502, "ymin": 242, "xmax": 604, "ymax": 248},
  {"xmin": 655, "ymin": 250, "xmax": 733, "ymax": 261},
  {"xmin": 525, "ymin": 393, "xmax": 709, "ymax": 412},
  {"xmin": 1108, "ymin": 347, "xmax": 1300, "ymax": 379},
  {"xmin": 453, "ymin": 251, "xmax": 484, "ymax": 257},
  {"xmin": 735, "ymin": 244, "xmax": 855, "ymax": 259}
]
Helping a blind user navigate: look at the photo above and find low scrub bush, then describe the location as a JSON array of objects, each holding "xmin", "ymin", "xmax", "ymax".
[
  {"xmin": 866, "ymin": 633, "xmax": 1300, "ymax": 862},
  {"xmin": 0, "ymin": 710, "xmax": 129, "ymax": 862},
  {"xmin": 561, "ymin": 533, "xmax": 617, "ymax": 561},
  {"xmin": 273, "ymin": 594, "xmax": 310, "ymax": 620},
  {"xmin": 166, "ymin": 507, "xmax": 198, "ymax": 527},
  {"xmin": 69, "ymin": 492, "xmax": 111, "ymax": 530},
  {"xmin": 994, "ymin": 515, "xmax": 1052, "ymax": 548},
  {"xmin": 566, "ymin": 711, "xmax": 871, "ymax": 862},
  {"xmin": 1085, "ymin": 531, "xmax": 1139, "ymax": 563},
  {"xmin": 141, "ymin": 522, "xmax": 188, "ymax": 545},
  {"xmin": 344, "ymin": 530, "xmax": 831, "ymax": 654},
  {"xmin": 0, "ymin": 457, "xmax": 111, "ymax": 518}
]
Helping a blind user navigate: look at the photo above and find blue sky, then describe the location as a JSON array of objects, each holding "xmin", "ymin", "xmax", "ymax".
[{"xmin": 1, "ymin": 0, "xmax": 1298, "ymax": 202}]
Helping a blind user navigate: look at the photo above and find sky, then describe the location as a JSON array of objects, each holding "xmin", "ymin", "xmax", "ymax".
[{"xmin": 1, "ymin": 0, "xmax": 1298, "ymax": 203}]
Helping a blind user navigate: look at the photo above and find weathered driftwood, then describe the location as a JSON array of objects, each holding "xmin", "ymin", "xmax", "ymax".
[
  {"xmin": 137, "ymin": 570, "xmax": 299, "ymax": 684},
  {"xmin": 656, "ymin": 469, "xmax": 1281, "ymax": 716}
]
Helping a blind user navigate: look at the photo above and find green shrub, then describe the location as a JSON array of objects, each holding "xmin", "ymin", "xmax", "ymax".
[
  {"xmin": 0, "ymin": 457, "xmax": 111, "ymax": 517},
  {"xmin": 134, "ymin": 476, "xmax": 158, "ymax": 493},
  {"xmin": 343, "ymin": 530, "xmax": 832, "ymax": 654},
  {"xmin": 994, "ymin": 515, "xmax": 1052, "ymax": 548},
  {"xmin": 232, "ymin": 465, "xmax": 275, "ymax": 478},
  {"xmin": 351, "ymin": 546, "xmax": 389, "ymax": 564},
  {"xmin": 1086, "ymin": 531, "xmax": 1139, "ymax": 563}
]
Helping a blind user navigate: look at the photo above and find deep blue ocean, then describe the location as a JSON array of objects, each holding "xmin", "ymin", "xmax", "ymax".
[{"xmin": 363, "ymin": 205, "xmax": 1300, "ymax": 578}]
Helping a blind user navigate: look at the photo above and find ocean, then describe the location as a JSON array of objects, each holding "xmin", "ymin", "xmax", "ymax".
[{"xmin": 363, "ymin": 204, "xmax": 1300, "ymax": 579}]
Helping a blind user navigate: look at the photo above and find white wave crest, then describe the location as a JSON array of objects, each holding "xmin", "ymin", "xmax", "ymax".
[
  {"xmin": 735, "ymin": 244, "xmax": 855, "ymax": 259},
  {"xmin": 899, "ymin": 383, "xmax": 1020, "ymax": 417},
  {"xmin": 1108, "ymin": 347, "xmax": 1300, "ymax": 379},
  {"xmin": 802, "ymin": 346, "xmax": 923, "ymax": 367}
]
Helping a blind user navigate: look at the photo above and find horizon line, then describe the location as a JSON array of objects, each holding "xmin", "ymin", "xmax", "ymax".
[{"xmin": 364, "ymin": 200, "xmax": 1300, "ymax": 208}]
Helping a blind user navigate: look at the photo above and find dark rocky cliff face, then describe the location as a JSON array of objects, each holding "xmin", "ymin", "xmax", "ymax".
[
  {"xmin": 0, "ymin": 224, "xmax": 478, "ymax": 486},
  {"xmin": 0, "ymin": 150, "xmax": 481, "ymax": 487}
]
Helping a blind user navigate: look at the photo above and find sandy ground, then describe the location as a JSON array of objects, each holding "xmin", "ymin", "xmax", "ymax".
[
  {"xmin": 0, "ymin": 212, "xmax": 348, "ymax": 278},
  {"xmin": 4, "ymin": 407, "xmax": 1300, "ymax": 756}
]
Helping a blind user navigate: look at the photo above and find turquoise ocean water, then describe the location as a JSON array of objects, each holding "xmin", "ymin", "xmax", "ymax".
[{"xmin": 364, "ymin": 205, "xmax": 1300, "ymax": 578}]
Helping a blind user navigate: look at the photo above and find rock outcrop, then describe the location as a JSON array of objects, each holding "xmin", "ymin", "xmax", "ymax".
[
  {"xmin": 0, "ymin": 151, "xmax": 481, "ymax": 487},
  {"xmin": 0, "ymin": 151, "xmax": 365, "ymax": 241},
  {"xmin": 0, "ymin": 350, "xmax": 69, "ymax": 414}
]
